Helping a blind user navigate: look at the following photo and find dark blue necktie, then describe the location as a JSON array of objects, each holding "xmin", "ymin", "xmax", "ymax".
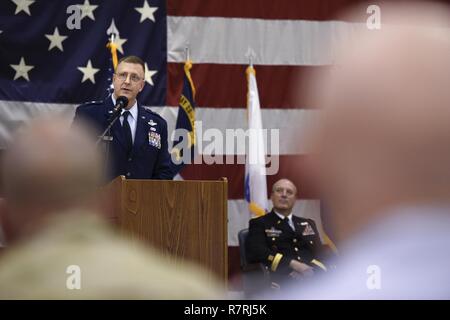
[
  {"xmin": 284, "ymin": 217, "xmax": 295, "ymax": 231},
  {"xmin": 122, "ymin": 111, "xmax": 132, "ymax": 156}
]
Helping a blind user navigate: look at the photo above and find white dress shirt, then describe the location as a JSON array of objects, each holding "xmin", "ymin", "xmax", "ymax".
[{"xmin": 274, "ymin": 210, "xmax": 295, "ymax": 231}]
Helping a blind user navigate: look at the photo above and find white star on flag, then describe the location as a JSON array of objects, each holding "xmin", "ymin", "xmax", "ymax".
[
  {"xmin": 114, "ymin": 34, "xmax": 127, "ymax": 55},
  {"xmin": 11, "ymin": 0, "xmax": 35, "ymax": 16},
  {"xmin": 78, "ymin": 60, "xmax": 100, "ymax": 84},
  {"xmin": 135, "ymin": 1, "xmax": 158, "ymax": 23},
  {"xmin": 10, "ymin": 57, "xmax": 34, "ymax": 81},
  {"xmin": 45, "ymin": 27, "xmax": 68, "ymax": 52},
  {"xmin": 144, "ymin": 63, "xmax": 157, "ymax": 86},
  {"xmin": 78, "ymin": 0, "xmax": 98, "ymax": 21}
]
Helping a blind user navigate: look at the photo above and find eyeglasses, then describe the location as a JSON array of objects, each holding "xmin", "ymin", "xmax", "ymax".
[{"xmin": 115, "ymin": 72, "xmax": 142, "ymax": 83}]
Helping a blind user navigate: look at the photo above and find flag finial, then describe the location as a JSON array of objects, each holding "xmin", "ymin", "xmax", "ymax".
[
  {"xmin": 107, "ymin": 19, "xmax": 119, "ymax": 43},
  {"xmin": 185, "ymin": 44, "xmax": 190, "ymax": 62},
  {"xmin": 245, "ymin": 47, "xmax": 256, "ymax": 67}
]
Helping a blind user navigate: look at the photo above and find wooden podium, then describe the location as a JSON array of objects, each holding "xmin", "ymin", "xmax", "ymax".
[{"xmin": 105, "ymin": 176, "xmax": 228, "ymax": 285}]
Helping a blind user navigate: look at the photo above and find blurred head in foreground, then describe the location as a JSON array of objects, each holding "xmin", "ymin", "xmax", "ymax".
[
  {"xmin": 306, "ymin": 1, "xmax": 450, "ymax": 244},
  {"xmin": 276, "ymin": 1, "xmax": 450, "ymax": 299},
  {"xmin": 0, "ymin": 117, "xmax": 222, "ymax": 299},
  {"xmin": 1, "ymin": 117, "xmax": 102, "ymax": 244}
]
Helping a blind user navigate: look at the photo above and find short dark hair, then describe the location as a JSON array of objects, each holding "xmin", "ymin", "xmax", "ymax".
[{"xmin": 118, "ymin": 55, "xmax": 145, "ymax": 73}]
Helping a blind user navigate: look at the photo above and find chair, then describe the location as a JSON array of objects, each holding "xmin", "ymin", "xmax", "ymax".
[{"xmin": 238, "ymin": 228, "xmax": 271, "ymax": 298}]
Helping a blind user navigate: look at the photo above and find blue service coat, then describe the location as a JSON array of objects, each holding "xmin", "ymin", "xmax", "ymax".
[{"xmin": 73, "ymin": 97, "xmax": 173, "ymax": 181}]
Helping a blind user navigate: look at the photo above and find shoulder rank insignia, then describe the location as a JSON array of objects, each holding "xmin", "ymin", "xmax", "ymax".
[{"xmin": 302, "ymin": 223, "xmax": 316, "ymax": 236}]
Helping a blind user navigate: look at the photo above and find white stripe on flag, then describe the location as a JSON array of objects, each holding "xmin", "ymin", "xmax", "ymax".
[
  {"xmin": 168, "ymin": 16, "xmax": 365, "ymax": 65},
  {"xmin": 0, "ymin": 101, "xmax": 319, "ymax": 154}
]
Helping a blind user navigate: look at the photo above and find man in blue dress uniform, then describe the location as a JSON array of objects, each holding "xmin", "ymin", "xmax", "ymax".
[{"xmin": 73, "ymin": 56, "xmax": 173, "ymax": 181}]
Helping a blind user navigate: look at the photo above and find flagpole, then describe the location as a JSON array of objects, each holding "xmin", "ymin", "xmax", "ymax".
[
  {"xmin": 106, "ymin": 19, "xmax": 119, "ymax": 72},
  {"xmin": 102, "ymin": 20, "xmax": 121, "ymax": 180}
]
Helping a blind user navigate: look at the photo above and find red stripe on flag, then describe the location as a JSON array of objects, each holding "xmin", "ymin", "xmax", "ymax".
[
  {"xmin": 167, "ymin": 0, "xmax": 371, "ymax": 21},
  {"xmin": 167, "ymin": 63, "xmax": 329, "ymax": 108},
  {"xmin": 180, "ymin": 155, "xmax": 320, "ymax": 199}
]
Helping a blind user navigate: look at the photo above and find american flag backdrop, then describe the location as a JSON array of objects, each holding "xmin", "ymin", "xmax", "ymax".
[{"xmin": 1, "ymin": 0, "xmax": 386, "ymax": 285}]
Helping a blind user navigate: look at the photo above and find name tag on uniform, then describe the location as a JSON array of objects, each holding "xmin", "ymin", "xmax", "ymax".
[
  {"xmin": 265, "ymin": 228, "xmax": 282, "ymax": 237},
  {"xmin": 148, "ymin": 131, "xmax": 161, "ymax": 149}
]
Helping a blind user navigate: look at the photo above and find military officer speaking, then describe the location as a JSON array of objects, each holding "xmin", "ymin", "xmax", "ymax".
[
  {"xmin": 73, "ymin": 55, "xmax": 173, "ymax": 181},
  {"xmin": 246, "ymin": 179, "xmax": 327, "ymax": 288}
]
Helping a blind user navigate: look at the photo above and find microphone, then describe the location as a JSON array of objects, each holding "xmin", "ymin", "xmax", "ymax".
[
  {"xmin": 113, "ymin": 95, "xmax": 129, "ymax": 113},
  {"xmin": 108, "ymin": 96, "xmax": 129, "ymax": 122}
]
